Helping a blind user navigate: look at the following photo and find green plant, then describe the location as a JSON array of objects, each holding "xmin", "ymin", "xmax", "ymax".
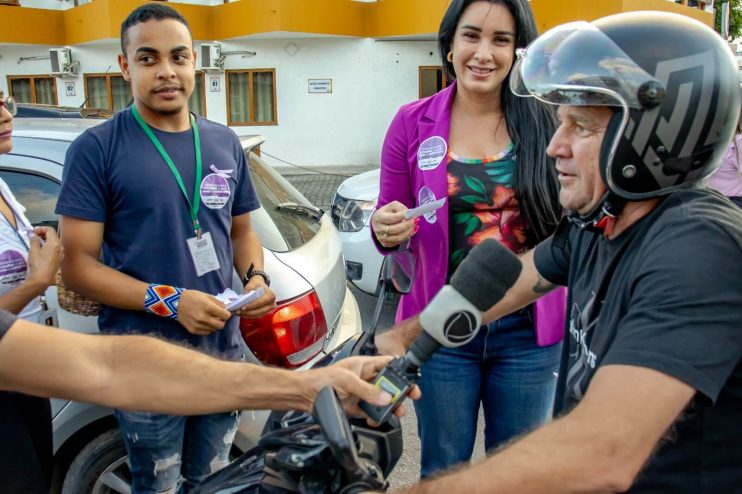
[{"xmin": 715, "ymin": 0, "xmax": 742, "ymax": 40}]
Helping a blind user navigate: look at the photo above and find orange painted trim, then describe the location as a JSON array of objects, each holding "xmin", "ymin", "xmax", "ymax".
[
  {"xmin": 0, "ymin": 0, "xmax": 714, "ymax": 45},
  {"xmin": 366, "ymin": 0, "xmax": 448, "ymax": 38},
  {"xmin": 530, "ymin": 0, "xmax": 713, "ymax": 33},
  {"xmin": 621, "ymin": 0, "xmax": 713, "ymax": 27},
  {"xmin": 0, "ymin": 5, "xmax": 65, "ymax": 45}
]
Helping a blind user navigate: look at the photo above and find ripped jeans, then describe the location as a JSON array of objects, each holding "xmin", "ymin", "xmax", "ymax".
[{"xmin": 114, "ymin": 410, "xmax": 240, "ymax": 494}]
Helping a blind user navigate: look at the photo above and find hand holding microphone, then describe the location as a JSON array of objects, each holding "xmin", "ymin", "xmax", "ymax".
[{"xmin": 359, "ymin": 239, "xmax": 523, "ymax": 423}]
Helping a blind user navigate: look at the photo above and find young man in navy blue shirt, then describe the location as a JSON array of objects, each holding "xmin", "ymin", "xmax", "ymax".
[{"xmin": 57, "ymin": 4, "xmax": 277, "ymax": 492}]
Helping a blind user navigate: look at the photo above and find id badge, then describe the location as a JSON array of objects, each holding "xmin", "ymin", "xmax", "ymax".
[{"xmin": 186, "ymin": 232, "xmax": 221, "ymax": 277}]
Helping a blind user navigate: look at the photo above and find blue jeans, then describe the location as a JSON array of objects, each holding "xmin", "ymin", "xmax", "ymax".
[
  {"xmin": 414, "ymin": 308, "xmax": 561, "ymax": 478},
  {"xmin": 114, "ymin": 410, "xmax": 240, "ymax": 494}
]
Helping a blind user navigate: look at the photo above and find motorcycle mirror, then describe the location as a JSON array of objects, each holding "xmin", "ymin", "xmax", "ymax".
[
  {"xmin": 312, "ymin": 386, "xmax": 362, "ymax": 474},
  {"xmin": 379, "ymin": 247, "xmax": 414, "ymax": 295}
]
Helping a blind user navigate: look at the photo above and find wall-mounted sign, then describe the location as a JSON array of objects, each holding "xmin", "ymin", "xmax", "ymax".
[
  {"xmin": 210, "ymin": 76, "xmax": 220, "ymax": 93},
  {"xmin": 308, "ymin": 79, "xmax": 332, "ymax": 94},
  {"xmin": 65, "ymin": 81, "xmax": 76, "ymax": 97}
]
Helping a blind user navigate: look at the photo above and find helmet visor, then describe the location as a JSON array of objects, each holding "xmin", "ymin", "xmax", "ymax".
[{"xmin": 510, "ymin": 21, "xmax": 662, "ymax": 109}]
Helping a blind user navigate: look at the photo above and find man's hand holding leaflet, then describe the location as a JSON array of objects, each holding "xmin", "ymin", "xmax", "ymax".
[{"xmin": 216, "ymin": 287, "xmax": 265, "ymax": 312}]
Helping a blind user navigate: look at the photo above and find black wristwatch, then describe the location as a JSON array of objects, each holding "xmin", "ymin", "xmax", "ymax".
[{"xmin": 243, "ymin": 263, "xmax": 270, "ymax": 287}]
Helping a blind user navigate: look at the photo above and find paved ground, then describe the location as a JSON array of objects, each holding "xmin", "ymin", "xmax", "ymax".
[
  {"xmin": 283, "ymin": 172, "xmax": 349, "ymax": 210},
  {"xmin": 277, "ymin": 163, "xmax": 373, "ymax": 210},
  {"xmin": 282, "ymin": 167, "xmax": 486, "ymax": 489}
]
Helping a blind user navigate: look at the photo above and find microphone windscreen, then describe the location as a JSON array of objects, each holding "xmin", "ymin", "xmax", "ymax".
[{"xmin": 450, "ymin": 239, "xmax": 522, "ymax": 312}]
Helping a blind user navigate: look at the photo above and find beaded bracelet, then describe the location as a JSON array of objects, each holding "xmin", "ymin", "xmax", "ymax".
[{"xmin": 144, "ymin": 284, "xmax": 184, "ymax": 319}]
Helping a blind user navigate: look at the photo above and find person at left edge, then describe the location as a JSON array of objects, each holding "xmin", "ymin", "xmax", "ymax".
[
  {"xmin": 0, "ymin": 96, "xmax": 65, "ymax": 494},
  {"xmin": 55, "ymin": 4, "xmax": 277, "ymax": 493}
]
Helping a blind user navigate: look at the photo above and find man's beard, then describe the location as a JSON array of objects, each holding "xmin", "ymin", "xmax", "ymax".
[{"xmin": 152, "ymin": 104, "xmax": 186, "ymax": 116}]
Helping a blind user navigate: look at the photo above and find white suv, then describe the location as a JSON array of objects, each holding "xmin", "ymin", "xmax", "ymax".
[{"xmin": 331, "ymin": 169, "xmax": 385, "ymax": 295}]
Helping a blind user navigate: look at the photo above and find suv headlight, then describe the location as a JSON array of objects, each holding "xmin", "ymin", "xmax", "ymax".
[{"xmin": 331, "ymin": 195, "xmax": 375, "ymax": 232}]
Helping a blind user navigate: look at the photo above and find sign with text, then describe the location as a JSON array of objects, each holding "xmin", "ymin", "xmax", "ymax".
[
  {"xmin": 210, "ymin": 76, "xmax": 220, "ymax": 92},
  {"xmin": 308, "ymin": 79, "xmax": 332, "ymax": 94},
  {"xmin": 65, "ymin": 82, "xmax": 76, "ymax": 97}
]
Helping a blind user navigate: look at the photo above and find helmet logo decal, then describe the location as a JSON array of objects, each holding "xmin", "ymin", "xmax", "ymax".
[{"xmin": 624, "ymin": 50, "xmax": 716, "ymax": 187}]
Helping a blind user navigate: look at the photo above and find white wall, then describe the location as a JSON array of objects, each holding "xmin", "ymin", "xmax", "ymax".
[
  {"xmin": 0, "ymin": 37, "xmax": 440, "ymax": 169},
  {"xmin": 221, "ymin": 37, "xmax": 440, "ymax": 168},
  {"xmin": 0, "ymin": 39, "xmax": 122, "ymax": 107},
  {"xmin": 19, "ymin": 0, "xmax": 75, "ymax": 10}
]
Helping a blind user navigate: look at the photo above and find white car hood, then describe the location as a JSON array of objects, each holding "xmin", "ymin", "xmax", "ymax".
[{"xmin": 336, "ymin": 169, "xmax": 380, "ymax": 202}]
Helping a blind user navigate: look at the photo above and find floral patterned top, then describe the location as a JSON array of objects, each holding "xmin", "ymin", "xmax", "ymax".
[{"xmin": 447, "ymin": 143, "xmax": 527, "ymax": 276}]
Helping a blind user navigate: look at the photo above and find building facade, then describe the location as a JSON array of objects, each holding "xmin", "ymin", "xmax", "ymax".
[{"xmin": 0, "ymin": 0, "xmax": 714, "ymax": 169}]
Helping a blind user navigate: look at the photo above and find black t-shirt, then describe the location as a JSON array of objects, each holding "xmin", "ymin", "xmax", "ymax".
[
  {"xmin": 535, "ymin": 189, "xmax": 742, "ymax": 493},
  {"xmin": 0, "ymin": 309, "xmax": 16, "ymax": 342}
]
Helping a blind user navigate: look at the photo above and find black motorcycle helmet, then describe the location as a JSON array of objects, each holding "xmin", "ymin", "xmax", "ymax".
[{"xmin": 511, "ymin": 11, "xmax": 741, "ymax": 204}]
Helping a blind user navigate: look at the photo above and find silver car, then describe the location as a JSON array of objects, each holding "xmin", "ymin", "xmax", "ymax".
[{"xmin": 1, "ymin": 118, "xmax": 361, "ymax": 494}]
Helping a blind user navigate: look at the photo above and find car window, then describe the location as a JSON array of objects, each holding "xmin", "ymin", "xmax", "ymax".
[
  {"xmin": 247, "ymin": 152, "xmax": 320, "ymax": 252},
  {"xmin": 0, "ymin": 170, "xmax": 60, "ymax": 230}
]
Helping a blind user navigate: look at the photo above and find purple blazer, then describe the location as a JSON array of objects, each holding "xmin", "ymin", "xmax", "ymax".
[{"xmin": 374, "ymin": 82, "xmax": 565, "ymax": 347}]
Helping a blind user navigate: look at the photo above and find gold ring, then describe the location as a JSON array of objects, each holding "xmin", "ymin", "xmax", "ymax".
[{"xmin": 383, "ymin": 225, "xmax": 389, "ymax": 238}]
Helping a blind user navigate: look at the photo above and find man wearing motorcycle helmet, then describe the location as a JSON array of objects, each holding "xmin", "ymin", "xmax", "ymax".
[{"xmin": 387, "ymin": 11, "xmax": 741, "ymax": 494}]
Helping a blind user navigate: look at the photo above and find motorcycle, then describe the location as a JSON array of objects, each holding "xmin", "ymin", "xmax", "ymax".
[{"xmin": 192, "ymin": 250, "xmax": 415, "ymax": 494}]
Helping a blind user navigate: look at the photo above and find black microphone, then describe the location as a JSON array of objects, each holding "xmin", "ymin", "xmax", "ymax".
[
  {"xmin": 359, "ymin": 239, "xmax": 522, "ymax": 423},
  {"xmin": 405, "ymin": 238, "xmax": 522, "ymax": 368}
]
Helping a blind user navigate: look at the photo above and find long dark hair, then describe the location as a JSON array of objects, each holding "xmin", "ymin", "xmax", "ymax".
[{"xmin": 438, "ymin": 0, "xmax": 560, "ymax": 244}]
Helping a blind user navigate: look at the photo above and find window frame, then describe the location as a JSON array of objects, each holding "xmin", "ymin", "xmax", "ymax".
[
  {"xmin": 7, "ymin": 75, "xmax": 59, "ymax": 105},
  {"xmin": 418, "ymin": 66, "xmax": 448, "ymax": 99},
  {"xmin": 225, "ymin": 68, "xmax": 278, "ymax": 126},
  {"xmin": 190, "ymin": 70, "xmax": 208, "ymax": 118},
  {"xmin": 83, "ymin": 72, "xmax": 131, "ymax": 111}
]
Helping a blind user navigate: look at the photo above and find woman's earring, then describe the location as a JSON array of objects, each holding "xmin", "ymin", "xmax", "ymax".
[{"xmin": 447, "ymin": 51, "xmax": 453, "ymax": 63}]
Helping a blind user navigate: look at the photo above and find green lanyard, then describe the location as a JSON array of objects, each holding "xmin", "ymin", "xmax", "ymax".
[{"xmin": 131, "ymin": 105, "xmax": 203, "ymax": 237}]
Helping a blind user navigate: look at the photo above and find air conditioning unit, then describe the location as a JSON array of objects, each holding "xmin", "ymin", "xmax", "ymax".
[
  {"xmin": 49, "ymin": 48, "xmax": 78, "ymax": 77},
  {"xmin": 200, "ymin": 42, "xmax": 224, "ymax": 71}
]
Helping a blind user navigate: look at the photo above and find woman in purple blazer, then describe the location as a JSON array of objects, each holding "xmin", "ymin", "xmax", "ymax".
[{"xmin": 371, "ymin": 0, "xmax": 563, "ymax": 478}]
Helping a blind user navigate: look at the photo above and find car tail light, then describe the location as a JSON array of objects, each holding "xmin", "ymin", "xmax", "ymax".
[{"xmin": 239, "ymin": 290, "xmax": 328, "ymax": 369}]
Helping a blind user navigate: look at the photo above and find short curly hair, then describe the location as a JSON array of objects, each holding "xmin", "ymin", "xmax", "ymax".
[{"xmin": 120, "ymin": 3, "xmax": 192, "ymax": 55}]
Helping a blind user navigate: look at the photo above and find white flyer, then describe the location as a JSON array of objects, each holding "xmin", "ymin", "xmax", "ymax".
[
  {"xmin": 216, "ymin": 287, "xmax": 266, "ymax": 311},
  {"xmin": 404, "ymin": 198, "xmax": 446, "ymax": 220}
]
